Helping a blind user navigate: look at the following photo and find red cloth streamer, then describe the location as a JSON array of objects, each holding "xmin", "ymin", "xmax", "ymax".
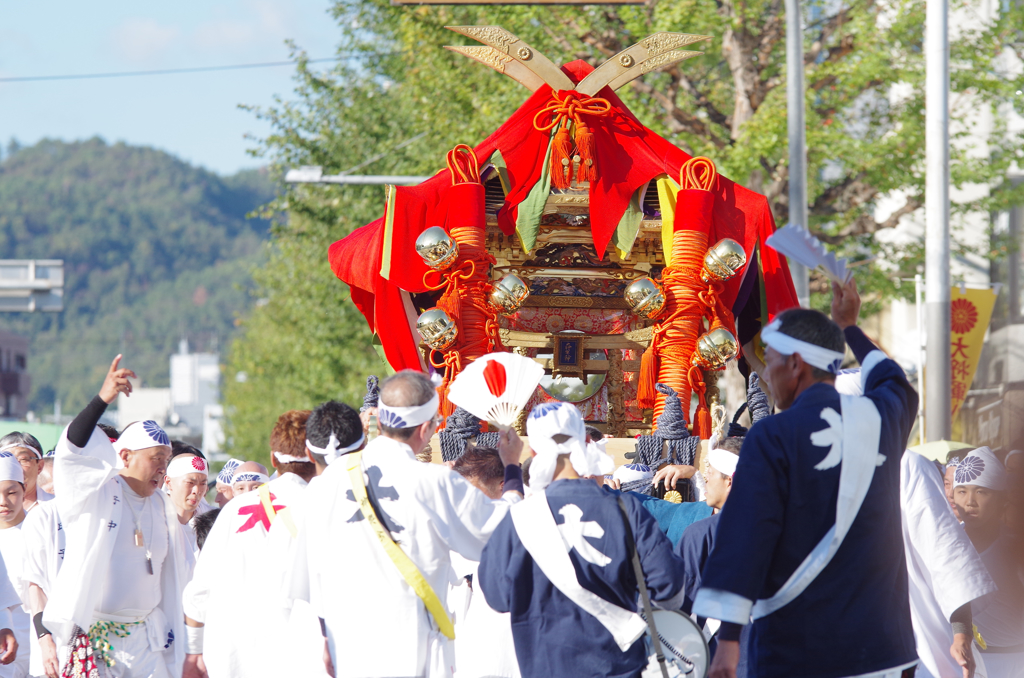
[{"xmin": 483, "ymin": 359, "xmax": 507, "ymax": 398}]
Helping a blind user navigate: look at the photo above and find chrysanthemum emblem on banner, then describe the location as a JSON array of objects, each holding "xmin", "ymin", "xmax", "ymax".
[{"xmin": 949, "ymin": 287, "xmax": 997, "ymax": 418}]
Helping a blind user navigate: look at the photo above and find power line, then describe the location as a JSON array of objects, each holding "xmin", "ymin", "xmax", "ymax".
[{"xmin": 0, "ymin": 54, "xmax": 392, "ymax": 83}]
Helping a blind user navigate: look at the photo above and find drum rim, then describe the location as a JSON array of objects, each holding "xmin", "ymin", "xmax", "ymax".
[{"xmin": 645, "ymin": 608, "xmax": 711, "ymax": 677}]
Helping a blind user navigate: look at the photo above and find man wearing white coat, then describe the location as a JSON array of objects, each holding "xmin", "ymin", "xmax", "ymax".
[
  {"xmin": 290, "ymin": 370, "xmax": 525, "ymax": 678},
  {"xmin": 833, "ymin": 373, "xmax": 997, "ymax": 678},
  {"xmin": 181, "ymin": 409, "xmax": 321, "ymax": 678},
  {"xmin": 902, "ymin": 450, "xmax": 996, "ymax": 678},
  {"xmin": 43, "ymin": 356, "xmax": 189, "ymax": 678}
]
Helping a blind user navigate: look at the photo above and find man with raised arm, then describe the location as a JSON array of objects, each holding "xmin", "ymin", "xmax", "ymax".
[
  {"xmin": 42, "ymin": 356, "xmax": 188, "ymax": 678},
  {"xmin": 694, "ymin": 279, "xmax": 919, "ymax": 678},
  {"xmin": 291, "ymin": 370, "xmax": 524, "ymax": 678}
]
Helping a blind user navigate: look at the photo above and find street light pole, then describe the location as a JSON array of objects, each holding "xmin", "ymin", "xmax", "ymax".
[
  {"xmin": 284, "ymin": 167, "xmax": 432, "ymax": 185},
  {"xmin": 786, "ymin": 0, "xmax": 810, "ymax": 308},
  {"xmin": 925, "ymin": 0, "xmax": 951, "ymax": 441}
]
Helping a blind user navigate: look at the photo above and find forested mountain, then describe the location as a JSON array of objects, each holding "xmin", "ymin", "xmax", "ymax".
[{"xmin": 0, "ymin": 138, "xmax": 275, "ymax": 415}]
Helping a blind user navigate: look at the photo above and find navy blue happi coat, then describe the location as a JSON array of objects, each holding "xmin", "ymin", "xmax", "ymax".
[
  {"xmin": 478, "ymin": 479, "xmax": 685, "ymax": 678},
  {"xmin": 696, "ymin": 326, "xmax": 919, "ymax": 678}
]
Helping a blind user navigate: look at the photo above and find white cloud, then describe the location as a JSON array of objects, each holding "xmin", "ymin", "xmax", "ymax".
[
  {"xmin": 192, "ymin": 19, "xmax": 257, "ymax": 52},
  {"xmin": 111, "ymin": 18, "xmax": 179, "ymax": 63}
]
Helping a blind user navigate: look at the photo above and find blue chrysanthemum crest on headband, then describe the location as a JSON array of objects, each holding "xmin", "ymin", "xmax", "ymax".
[
  {"xmin": 378, "ymin": 410, "xmax": 408, "ymax": 428},
  {"xmin": 143, "ymin": 420, "xmax": 170, "ymax": 446}
]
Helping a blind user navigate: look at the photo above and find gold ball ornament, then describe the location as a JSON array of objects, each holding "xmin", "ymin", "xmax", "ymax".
[
  {"xmin": 692, "ymin": 328, "xmax": 739, "ymax": 369},
  {"xmin": 624, "ymin": 277, "xmax": 667, "ymax": 320},
  {"xmin": 701, "ymin": 238, "xmax": 747, "ymax": 283},
  {"xmin": 489, "ymin": 274, "xmax": 530, "ymax": 315},
  {"xmin": 415, "ymin": 227, "xmax": 460, "ymax": 271},
  {"xmin": 417, "ymin": 308, "xmax": 458, "ymax": 351}
]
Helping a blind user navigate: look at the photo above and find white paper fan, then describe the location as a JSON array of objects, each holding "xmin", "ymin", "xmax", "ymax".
[
  {"xmin": 765, "ymin": 223, "xmax": 851, "ymax": 285},
  {"xmin": 447, "ymin": 352, "xmax": 545, "ymax": 429}
]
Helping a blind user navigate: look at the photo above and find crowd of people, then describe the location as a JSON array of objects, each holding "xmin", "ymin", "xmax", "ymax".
[{"xmin": 0, "ymin": 278, "xmax": 1016, "ymax": 678}]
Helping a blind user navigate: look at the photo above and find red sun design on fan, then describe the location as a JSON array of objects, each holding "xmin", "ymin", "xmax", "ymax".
[
  {"xmin": 951, "ymin": 298, "xmax": 978, "ymax": 335},
  {"xmin": 191, "ymin": 457, "xmax": 205, "ymax": 471},
  {"xmin": 483, "ymin": 360, "xmax": 507, "ymax": 397}
]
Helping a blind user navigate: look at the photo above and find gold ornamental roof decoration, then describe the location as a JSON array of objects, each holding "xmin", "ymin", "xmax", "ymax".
[{"xmin": 446, "ymin": 27, "xmax": 711, "ymax": 94}]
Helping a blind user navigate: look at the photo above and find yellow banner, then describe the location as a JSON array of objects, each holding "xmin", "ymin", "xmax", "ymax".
[{"xmin": 950, "ymin": 286, "xmax": 997, "ymax": 418}]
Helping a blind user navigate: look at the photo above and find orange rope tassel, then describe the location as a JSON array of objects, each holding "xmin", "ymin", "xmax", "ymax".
[
  {"xmin": 534, "ymin": 91, "xmax": 611, "ymax": 189},
  {"xmin": 574, "ymin": 121, "xmax": 597, "ymax": 185},
  {"xmin": 636, "ymin": 345, "xmax": 659, "ymax": 410},
  {"xmin": 550, "ymin": 123, "xmax": 574, "ymax": 190}
]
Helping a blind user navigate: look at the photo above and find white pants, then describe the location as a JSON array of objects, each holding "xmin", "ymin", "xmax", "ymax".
[{"xmin": 94, "ymin": 623, "xmax": 171, "ymax": 678}]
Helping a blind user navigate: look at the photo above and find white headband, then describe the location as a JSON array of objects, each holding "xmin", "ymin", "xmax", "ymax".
[
  {"xmin": 707, "ymin": 448, "xmax": 739, "ymax": 477},
  {"xmin": 217, "ymin": 458, "xmax": 243, "ymax": 485},
  {"xmin": 305, "ymin": 432, "xmax": 365, "ymax": 465},
  {"xmin": 953, "ymin": 446, "xmax": 1006, "ymax": 491},
  {"xmin": 232, "ymin": 472, "xmax": 270, "ymax": 485},
  {"xmin": 116, "ymin": 420, "xmax": 171, "ymax": 452},
  {"xmin": 166, "ymin": 455, "xmax": 209, "ymax": 479},
  {"xmin": 0, "ymin": 442, "xmax": 42, "ymax": 459},
  {"xmin": 761, "ymin": 318, "xmax": 844, "ymax": 374},
  {"xmin": 526, "ymin": 402, "xmax": 589, "ymax": 490},
  {"xmin": 0, "ymin": 453, "xmax": 24, "ymax": 485},
  {"xmin": 378, "ymin": 393, "xmax": 439, "ymax": 429},
  {"xmin": 273, "ymin": 452, "xmax": 313, "ymax": 464}
]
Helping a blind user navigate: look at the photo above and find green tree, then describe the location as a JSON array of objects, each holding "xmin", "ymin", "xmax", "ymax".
[
  {"xmin": 223, "ymin": 0, "xmax": 1024, "ymax": 449},
  {"xmin": 0, "ymin": 139, "xmax": 275, "ymax": 414}
]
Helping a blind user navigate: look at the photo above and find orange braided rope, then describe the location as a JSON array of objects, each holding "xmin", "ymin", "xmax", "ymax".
[
  {"xmin": 446, "ymin": 144, "xmax": 481, "ymax": 184},
  {"xmin": 639, "ymin": 157, "xmax": 723, "ymax": 437},
  {"xmin": 533, "ymin": 92, "xmax": 611, "ymax": 189},
  {"xmin": 426, "ymin": 144, "xmax": 501, "ymax": 418}
]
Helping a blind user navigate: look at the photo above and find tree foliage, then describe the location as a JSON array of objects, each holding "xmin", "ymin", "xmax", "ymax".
[
  {"xmin": 223, "ymin": 0, "xmax": 1024, "ymax": 449},
  {"xmin": 0, "ymin": 138, "xmax": 274, "ymax": 414}
]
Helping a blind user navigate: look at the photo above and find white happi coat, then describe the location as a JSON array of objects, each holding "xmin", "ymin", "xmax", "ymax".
[
  {"xmin": 449, "ymin": 553, "xmax": 520, "ymax": 678},
  {"xmin": 182, "ymin": 472, "xmax": 310, "ymax": 678},
  {"xmin": 44, "ymin": 426, "xmax": 188, "ymax": 676},
  {"xmin": 900, "ymin": 450, "xmax": 997, "ymax": 678},
  {"xmin": 290, "ymin": 436, "xmax": 516, "ymax": 678},
  {"xmin": 20, "ymin": 500, "xmax": 65, "ymax": 677}
]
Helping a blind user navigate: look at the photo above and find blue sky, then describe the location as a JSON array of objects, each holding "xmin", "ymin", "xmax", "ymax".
[{"xmin": 0, "ymin": 1, "xmax": 340, "ymax": 175}]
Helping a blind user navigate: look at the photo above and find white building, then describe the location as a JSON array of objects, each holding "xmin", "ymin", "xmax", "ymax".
[{"xmin": 116, "ymin": 339, "xmax": 224, "ymax": 457}]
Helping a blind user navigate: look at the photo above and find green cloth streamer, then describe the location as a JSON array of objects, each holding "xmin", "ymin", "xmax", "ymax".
[
  {"xmin": 611, "ymin": 183, "xmax": 647, "ymax": 259},
  {"xmin": 515, "ymin": 134, "xmax": 554, "ymax": 253}
]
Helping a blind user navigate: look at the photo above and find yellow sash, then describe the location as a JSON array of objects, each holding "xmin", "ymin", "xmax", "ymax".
[
  {"xmin": 258, "ymin": 483, "xmax": 297, "ymax": 538},
  {"xmin": 345, "ymin": 451, "xmax": 455, "ymax": 640}
]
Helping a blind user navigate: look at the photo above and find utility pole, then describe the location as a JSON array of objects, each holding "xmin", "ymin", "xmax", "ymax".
[
  {"xmin": 786, "ymin": 0, "xmax": 810, "ymax": 308},
  {"xmin": 925, "ymin": 0, "xmax": 951, "ymax": 441}
]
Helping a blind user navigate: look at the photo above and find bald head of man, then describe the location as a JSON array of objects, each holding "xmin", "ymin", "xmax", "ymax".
[{"xmin": 231, "ymin": 460, "xmax": 269, "ymax": 495}]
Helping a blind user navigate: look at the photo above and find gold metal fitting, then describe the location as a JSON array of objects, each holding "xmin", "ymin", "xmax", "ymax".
[
  {"xmin": 692, "ymin": 327, "xmax": 739, "ymax": 369},
  {"xmin": 415, "ymin": 227, "xmax": 460, "ymax": 271},
  {"xmin": 489, "ymin": 273, "xmax": 530, "ymax": 315},
  {"xmin": 416, "ymin": 308, "xmax": 458, "ymax": 351},
  {"xmin": 700, "ymin": 238, "xmax": 747, "ymax": 283},
  {"xmin": 623, "ymin": 276, "xmax": 667, "ymax": 319}
]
